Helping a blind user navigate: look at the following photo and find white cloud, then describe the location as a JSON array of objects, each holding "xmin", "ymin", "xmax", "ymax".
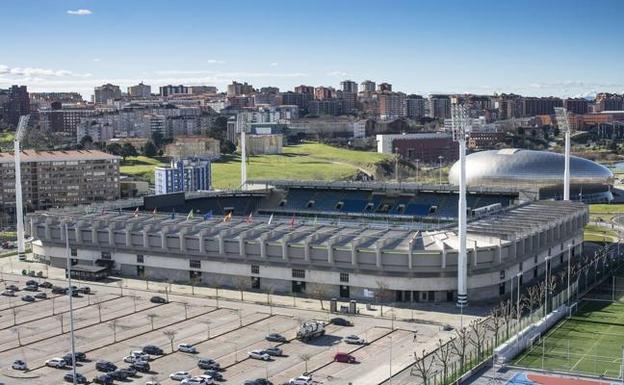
[
  {"xmin": 327, "ymin": 70, "xmax": 349, "ymax": 77},
  {"xmin": 67, "ymin": 9, "xmax": 92, "ymax": 16},
  {"xmin": 270, "ymin": 62, "xmax": 279, "ymax": 67},
  {"xmin": 0, "ymin": 64, "xmax": 91, "ymax": 78},
  {"xmin": 92, "ymin": 58, "xmax": 101, "ymax": 63}
]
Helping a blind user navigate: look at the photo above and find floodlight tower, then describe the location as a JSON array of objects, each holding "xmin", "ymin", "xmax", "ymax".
[
  {"xmin": 451, "ymin": 104, "xmax": 470, "ymax": 313},
  {"xmin": 14, "ymin": 115, "xmax": 30, "ymax": 261},
  {"xmin": 555, "ymin": 107, "xmax": 571, "ymax": 200},
  {"xmin": 241, "ymin": 128, "xmax": 247, "ymax": 190}
]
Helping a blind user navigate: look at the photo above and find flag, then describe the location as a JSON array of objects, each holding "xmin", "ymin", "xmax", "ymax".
[
  {"xmin": 267, "ymin": 213, "xmax": 274, "ymax": 225},
  {"xmin": 223, "ymin": 212, "xmax": 233, "ymax": 222},
  {"xmin": 186, "ymin": 210, "xmax": 194, "ymax": 220},
  {"xmin": 134, "ymin": 207, "xmax": 139, "ymax": 217},
  {"xmin": 245, "ymin": 213, "xmax": 253, "ymax": 224},
  {"xmin": 152, "ymin": 208, "xmax": 157, "ymax": 215},
  {"xmin": 289, "ymin": 214, "xmax": 296, "ymax": 228},
  {"xmin": 203, "ymin": 211, "xmax": 213, "ymax": 221}
]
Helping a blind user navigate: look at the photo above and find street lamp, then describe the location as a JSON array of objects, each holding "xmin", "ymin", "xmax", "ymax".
[
  {"xmin": 415, "ymin": 159, "xmax": 420, "ymax": 184},
  {"xmin": 438, "ymin": 156, "xmax": 444, "ymax": 185}
]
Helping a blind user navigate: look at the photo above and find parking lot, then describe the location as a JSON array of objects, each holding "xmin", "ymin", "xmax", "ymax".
[{"xmin": 0, "ymin": 262, "xmax": 460, "ymax": 385}]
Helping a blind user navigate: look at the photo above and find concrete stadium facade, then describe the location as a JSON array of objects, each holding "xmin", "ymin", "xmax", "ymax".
[{"xmin": 27, "ymin": 200, "xmax": 587, "ymax": 303}]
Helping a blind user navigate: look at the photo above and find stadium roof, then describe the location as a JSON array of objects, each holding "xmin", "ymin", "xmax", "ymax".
[{"xmin": 0, "ymin": 150, "xmax": 120, "ymax": 163}]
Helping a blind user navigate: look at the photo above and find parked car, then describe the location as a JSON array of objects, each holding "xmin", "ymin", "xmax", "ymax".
[
  {"xmin": 39, "ymin": 281, "xmax": 53, "ymax": 289},
  {"xmin": 21, "ymin": 295, "xmax": 35, "ymax": 302},
  {"xmin": 131, "ymin": 350, "xmax": 152, "ymax": 361},
  {"xmin": 6, "ymin": 284, "xmax": 19, "ymax": 291},
  {"xmin": 265, "ymin": 333, "xmax": 287, "ymax": 343},
  {"xmin": 51, "ymin": 286, "xmax": 67, "ymax": 294},
  {"xmin": 265, "ymin": 346, "xmax": 282, "ymax": 356},
  {"xmin": 329, "ymin": 317, "xmax": 352, "ymax": 326},
  {"xmin": 68, "ymin": 351, "xmax": 86, "ymax": 361},
  {"xmin": 142, "ymin": 345, "xmax": 164, "ymax": 355},
  {"xmin": 62, "ymin": 353, "xmax": 75, "ymax": 365},
  {"xmin": 64, "ymin": 372, "xmax": 87, "ymax": 384},
  {"xmin": 343, "ymin": 335, "xmax": 366, "ymax": 345},
  {"xmin": 203, "ymin": 369, "xmax": 223, "ymax": 381},
  {"xmin": 181, "ymin": 377, "xmax": 207, "ymax": 385},
  {"xmin": 95, "ymin": 360, "xmax": 117, "ymax": 372},
  {"xmin": 178, "ymin": 343, "xmax": 198, "ymax": 353},
  {"xmin": 145, "ymin": 381, "xmax": 161, "ymax": 385},
  {"xmin": 197, "ymin": 375, "xmax": 216, "ymax": 384},
  {"xmin": 23, "ymin": 285, "xmax": 38, "ymax": 292},
  {"xmin": 150, "ymin": 296, "xmax": 167, "ymax": 304},
  {"xmin": 92, "ymin": 374, "xmax": 113, "ymax": 384},
  {"xmin": 34, "ymin": 292, "xmax": 48, "ymax": 299},
  {"xmin": 197, "ymin": 358, "xmax": 220, "ymax": 370},
  {"xmin": 77, "ymin": 286, "xmax": 91, "ymax": 294},
  {"xmin": 1, "ymin": 290, "xmax": 15, "ymax": 297},
  {"xmin": 170, "ymin": 371, "xmax": 192, "ymax": 381},
  {"xmin": 109, "ymin": 370, "xmax": 129, "ymax": 381},
  {"xmin": 334, "ymin": 352, "xmax": 356, "ymax": 363},
  {"xmin": 130, "ymin": 360, "xmax": 150, "ymax": 372},
  {"xmin": 289, "ymin": 376, "xmax": 313, "ymax": 385},
  {"xmin": 25, "ymin": 280, "xmax": 38, "ymax": 287},
  {"xmin": 11, "ymin": 360, "xmax": 27, "ymax": 370},
  {"xmin": 248, "ymin": 350, "xmax": 271, "ymax": 361},
  {"xmin": 253, "ymin": 379, "xmax": 273, "ymax": 385},
  {"xmin": 119, "ymin": 366, "xmax": 138, "ymax": 377},
  {"xmin": 45, "ymin": 358, "xmax": 66, "ymax": 368}
]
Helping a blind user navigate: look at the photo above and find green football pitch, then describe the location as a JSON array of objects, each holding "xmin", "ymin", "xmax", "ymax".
[{"xmin": 514, "ymin": 299, "xmax": 624, "ymax": 378}]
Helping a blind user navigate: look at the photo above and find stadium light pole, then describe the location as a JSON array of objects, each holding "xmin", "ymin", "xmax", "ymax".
[
  {"xmin": 14, "ymin": 115, "xmax": 30, "ymax": 261},
  {"xmin": 555, "ymin": 107, "xmax": 571, "ymax": 201},
  {"xmin": 567, "ymin": 243, "xmax": 573, "ymax": 305},
  {"xmin": 544, "ymin": 255, "xmax": 552, "ymax": 318},
  {"xmin": 451, "ymin": 104, "xmax": 470, "ymax": 317},
  {"xmin": 415, "ymin": 159, "xmax": 420, "ymax": 184},
  {"xmin": 240, "ymin": 127, "xmax": 247, "ymax": 191},
  {"xmin": 64, "ymin": 221, "xmax": 77, "ymax": 385},
  {"xmin": 438, "ymin": 155, "xmax": 444, "ymax": 185}
]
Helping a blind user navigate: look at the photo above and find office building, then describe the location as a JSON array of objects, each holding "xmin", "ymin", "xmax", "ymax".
[
  {"xmin": 94, "ymin": 84, "xmax": 122, "ymax": 104},
  {"xmin": 2, "ymin": 85, "xmax": 30, "ymax": 127},
  {"xmin": 406, "ymin": 94, "xmax": 426, "ymax": 119},
  {"xmin": 294, "ymin": 85, "xmax": 314, "ymax": 95},
  {"xmin": 522, "ymin": 97, "xmax": 563, "ymax": 117},
  {"xmin": 360, "ymin": 80, "xmax": 376, "ymax": 93},
  {"xmin": 128, "ymin": 82, "xmax": 152, "ymax": 98},
  {"xmin": 159, "ymin": 85, "xmax": 189, "ymax": 97},
  {"xmin": 155, "ymin": 157, "xmax": 212, "ymax": 195},
  {"xmin": 227, "ymin": 81, "xmax": 254, "ymax": 97},
  {"xmin": 377, "ymin": 92, "xmax": 406, "ymax": 120},
  {"xmin": 427, "ymin": 94, "xmax": 451, "ymax": 119}
]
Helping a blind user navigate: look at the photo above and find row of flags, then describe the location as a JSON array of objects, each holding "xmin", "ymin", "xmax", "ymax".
[{"xmin": 125, "ymin": 207, "xmax": 297, "ymax": 227}]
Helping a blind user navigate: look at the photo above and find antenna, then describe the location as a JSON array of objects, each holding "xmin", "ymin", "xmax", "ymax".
[
  {"xmin": 14, "ymin": 115, "xmax": 30, "ymax": 261},
  {"xmin": 554, "ymin": 107, "xmax": 571, "ymax": 200},
  {"xmin": 451, "ymin": 104, "xmax": 470, "ymax": 317}
]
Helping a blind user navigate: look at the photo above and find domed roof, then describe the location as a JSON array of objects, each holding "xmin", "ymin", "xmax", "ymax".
[{"xmin": 448, "ymin": 149, "xmax": 613, "ymax": 188}]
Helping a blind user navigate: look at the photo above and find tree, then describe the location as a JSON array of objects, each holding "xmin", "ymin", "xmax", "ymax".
[
  {"xmin": 79, "ymin": 135, "xmax": 94, "ymax": 149},
  {"xmin": 526, "ymin": 285, "xmax": 540, "ymax": 316},
  {"xmin": 146, "ymin": 313, "xmax": 158, "ymax": 331},
  {"xmin": 182, "ymin": 302, "xmax": 191, "ymax": 320},
  {"xmin": 121, "ymin": 143, "xmax": 138, "ymax": 159},
  {"xmin": 151, "ymin": 132, "xmax": 164, "ymax": 148},
  {"xmin": 374, "ymin": 281, "xmax": 394, "ymax": 316},
  {"xmin": 95, "ymin": 302, "xmax": 104, "ymax": 323},
  {"xmin": 232, "ymin": 276, "xmax": 247, "ymax": 301},
  {"xmin": 163, "ymin": 329, "xmax": 178, "ymax": 353},
  {"xmin": 211, "ymin": 276, "xmax": 223, "ymax": 309},
  {"xmin": 452, "ymin": 327, "xmax": 470, "ymax": 371},
  {"xmin": 220, "ymin": 140, "xmax": 236, "ymax": 154},
  {"xmin": 106, "ymin": 143, "xmax": 123, "ymax": 156},
  {"xmin": 468, "ymin": 320, "xmax": 487, "ymax": 359},
  {"xmin": 433, "ymin": 338, "xmax": 452, "ymax": 382},
  {"xmin": 56, "ymin": 314, "xmax": 64, "ymax": 334},
  {"xmin": 487, "ymin": 304, "xmax": 505, "ymax": 346},
  {"xmin": 108, "ymin": 319, "xmax": 120, "ymax": 342},
  {"xmin": 307, "ymin": 283, "xmax": 331, "ymax": 310},
  {"xmin": 143, "ymin": 141, "xmax": 158, "ymax": 157},
  {"xmin": 411, "ymin": 349, "xmax": 435, "ymax": 385}
]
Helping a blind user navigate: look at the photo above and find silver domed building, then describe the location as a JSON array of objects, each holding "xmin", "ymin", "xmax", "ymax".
[{"xmin": 448, "ymin": 149, "xmax": 614, "ymax": 202}]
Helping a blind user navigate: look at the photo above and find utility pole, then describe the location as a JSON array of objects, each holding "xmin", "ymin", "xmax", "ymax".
[
  {"xmin": 555, "ymin": 107, "xmax": 571, "ymax": 200},
  {"xmin": 14, "ymin": 115, "xmax": 30, "ymax": 261}
]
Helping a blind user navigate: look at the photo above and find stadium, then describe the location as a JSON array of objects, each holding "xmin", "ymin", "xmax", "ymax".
[{"xmin": 27, "ymin": 177, "xmax": 587, "ymax": 303}]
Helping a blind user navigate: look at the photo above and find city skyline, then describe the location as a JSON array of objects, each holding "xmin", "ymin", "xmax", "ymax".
[{"xmin": 1, "ymin": 0, "xmax": 623, "ymax": 99}]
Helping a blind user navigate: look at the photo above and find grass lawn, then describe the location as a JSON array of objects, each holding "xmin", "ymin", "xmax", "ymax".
[
  {"xmin": 514, "ymin": 299, "xmax": 624, "ymax": 378},
  {"xmin": 584, "ymin": 224, "xmax": 618, "ymax": 243},
  {"xmin": 120, "ymin": 143, "xmax": 391, "ymax": 189},
  {"xmin": 0, "ymin": 132, "xmax": 14, "ymax": 144},
  {"xmin": 589, "ymin": 204, "xmax": 624, "ymax": 215}
]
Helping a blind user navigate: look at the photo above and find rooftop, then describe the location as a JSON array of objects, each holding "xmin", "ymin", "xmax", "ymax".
[{"xmin": 0, "ymin": 150, "xmax": 120, "ymax": 164}]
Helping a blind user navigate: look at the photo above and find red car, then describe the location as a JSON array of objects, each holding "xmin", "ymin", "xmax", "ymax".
[{"xmin": 334, "ymin": 352, "xmax": 356, "ymax": 363}]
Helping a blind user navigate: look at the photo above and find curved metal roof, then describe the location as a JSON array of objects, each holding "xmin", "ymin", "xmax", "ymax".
[{"xmin": 448, "ymin": 149, "xmax": 613, "ymax": 188}]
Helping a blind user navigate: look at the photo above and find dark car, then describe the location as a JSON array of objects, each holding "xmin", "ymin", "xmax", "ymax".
[
  {"xmin": 334, "ymin": 352, "xmax": 356, "ymax": 363},
  {"xmin": 72, "ymin": 352, "xmax": 87, "ymax": 361},
  {"xmin": 109, "ymin": 370, "xmax": 128, "ymax": 381},
  {"xmin": 244, "ymin": 380, "xmax": 273, "ymax": 385},
  {"xmin": 34, "ymin": 292, "xmax": 48, "ymax": 299},
  {"xmin": 197, "ymin": 358, "xmax": 220, "ymax": 370},
  {"xmin": 39, "ymin": 281, "xmax": 53, "ymax": 289},
  {"xmin": 119, "ymin": 367, "xmax": 137, "ymax": 377},
  {"xmin": 21, "ymin": 295, "xmax": 35, "ymax": 302},
  {"xmin": 265, "ymin": 333, "xmax": 287, "ymax": 343},
  {"xmin": 6, "ymin": 284, "xmax": 19, "ymax": 291},
  {"xmin": 23, "ymin": 285, "xmax": 38, "ymax": 292},
  {"xmin": 78, "ymin": 286, "xmax": 91, "ymax": 294},
  {"xmin": 25, "ymin": 280, "xmax": 38, "ymax": 287},
  {"xmin": 330, "ymin": 317, "xmax": 352, "ymax": 326},
  {"xmin": 130, "ymin": 360, "xmax": 150, "ymax": 372},
  {"xmin": 62, "ymin": 354, "xmax": 75, "ymax": 365},
  {"xmin": 150, "ymin": 296, "xmax": 167, "ymax": 304},
  {"xmin": 142, "ymin": 345, "xmax": 164, "ymax": 355},
  {"xmin": 203, "ymin": 369, "xmax": 223, "ymax": 381},
  {"xmin": 92, "ymin": 374, "xmax": 113, "ymax": 385},
  {"xmin": 64, "ymin": 372, "xmax": 87, "ymax": 384},
  {"xmin": 265, "ymin": 347, "xmax": 282, "ymax": 356},
  {"xmin": 51, "ymin": 286, "xmax": 67, "ymax": 294},
  {"xmin": 95, "ymin": 360, "xmax": 117, "ymax": 372}
]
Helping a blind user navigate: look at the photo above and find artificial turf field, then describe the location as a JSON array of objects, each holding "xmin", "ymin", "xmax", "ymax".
[{"xmin": 514, "ymin": 298, "xmax": 624, "ymax": 378}]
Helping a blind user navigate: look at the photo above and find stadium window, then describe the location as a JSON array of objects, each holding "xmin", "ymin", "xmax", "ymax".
[
  {"xmin": 189, "ymin": 259, "xmax": 201, "ymax": 269},
  {"xmin": 499, "ymin": 283, "xmax": 505, "ymax": 296},
  {"xmin": 519, "ymin": 262, "xmax": 523, "ymax": 272},
  {"xmin": 70, "ymin": 248, "xmax": 77, "ymax": 257},
  {"xmin": 499, "ymin": 270, "xmax": 505, "ymax": 280},
  {"xmin": 533, "ymin": 267, "xmax": 538, "ymax": 279},
  {"xmin": 534, "ymin": 255, "xmax": 538, "ymax": 264},
  {"xmin": 101, "ymin": 251, "xmax": 111, "ymax": 260},
  {"xmin": 335, "ymin": 201, "xmax": 344, "ymax": 210},
  {"xmin": 428, "ymin": 291, "xmax": 435, "ymax": 302},
  {"xmin": 251, "ymin": 264, "xmax": 260, "ymax": 274},
  {"xmin": 251, "ymin": 277, "xmax": 260, "ymax": 289},
  {"xmin": 136, "ymin": 254, "xmax": 144, "ymax": 263},
  {"xmin": 292, "ymin": 269, "xmax": 305, "ymax": 279},
  {"xmin": 340, "ymin": 273, "xmax": 349, "ymax": 283},
  {"xmin": 560, "ymin": 253, "xmax": 563, "ymax": 264}
]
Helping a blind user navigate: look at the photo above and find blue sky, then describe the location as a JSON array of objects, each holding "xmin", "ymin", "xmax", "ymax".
[{"xmin": 1, "ymin": 0, "xmax": 623, "ymax": 99}]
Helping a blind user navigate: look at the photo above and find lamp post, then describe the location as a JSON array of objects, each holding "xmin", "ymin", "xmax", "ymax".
[
  {"xmin": 438, "ymin": 155, "xmax": 444, "ymax": 185},
  {"xmin": 415, "ymin": 159, "xmax": 420, "ymax": 184},
  {"xmin": 555, "ymin": 107, "xmax": 571, "ymax": 200},
  {"xmin": 65, "ymin": 221, "xmax": 77, "ymax": 385},
  {"xmin": 516, "ymin": 272, "xmax": 523, "ymax": 326},
  {"xmin": 567, "ymin": 243, "xmax": 573, "ymax": 305},
  {"xmin": 544, "ymin": 255, "xmax": 552, "ymax": 317}
]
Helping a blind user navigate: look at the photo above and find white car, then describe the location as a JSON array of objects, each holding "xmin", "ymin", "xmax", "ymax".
[
  {"xmin": 132, "ymin": 351, "xmax": 152, "ymax": 361},
  {"xmin": 289, "ymin": 375, "xmax": 313, "ymax": 385},
  {"xmin": 181, "ymin": 378, "xmax": 207, "ymax": 385},
  {"xmin": 197, "ymin": 375, "xmax": 215, "ymax": 384},
  {"xmin": 170, "ymin": 371, "xmax": 192, "ymax": 381},
  {"xmin": 145, "ymin": 382, "xmax": 160, "ymax": 385},
  {"xmin": 178, "ymin": 343, "xmax": 198, "ymax": 353},
  {"xmin": 1, "ymin": 290, "xmax": 15, "ymax": 297},
  {"xmin": 248, "ymin": 350, "xmax": 271, "ymax": 361},
  {"xmin": 343, "ymin": 335, "xmax": 366, "ymax": 345},
  {"xmin": 45, "ymin": 358, "xmax": 66, "ymax": 368}
]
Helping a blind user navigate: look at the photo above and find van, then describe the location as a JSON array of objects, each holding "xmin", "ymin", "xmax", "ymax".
[{"xmin": 334, "ymin": 352, "xmax": 356, "ymax": 363}]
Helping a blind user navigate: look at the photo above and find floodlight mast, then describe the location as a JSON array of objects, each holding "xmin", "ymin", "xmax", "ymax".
[
  {"xmin": 555, "ymin": 107, "xmax": 571, "ymax": 201},
  {"xmin": 14, "ymin": 115, "xmax": 30, "ymax": 261},
  {"xmin": 451, "ymin": 105, "xmax": 470, "ymax": 310}
]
